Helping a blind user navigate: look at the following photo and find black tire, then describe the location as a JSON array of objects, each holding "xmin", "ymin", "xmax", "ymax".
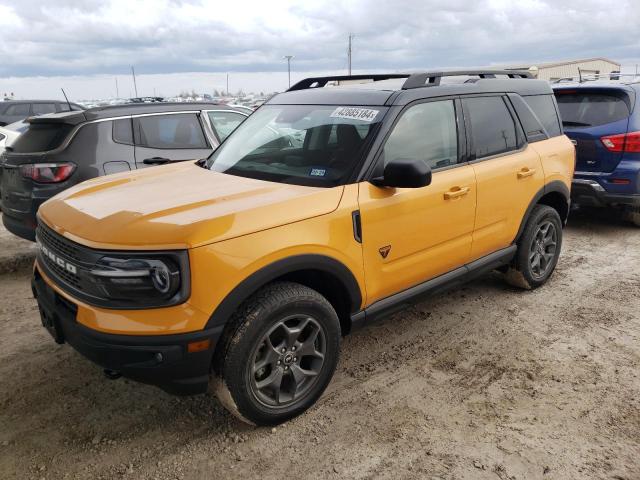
[
  {"xmin": 213, "ymin": 281, "xmax": 341, "ymax": 426},
  {"xmin": 505, "ymin": 204, "xmax": 563, "ymax": 290}
]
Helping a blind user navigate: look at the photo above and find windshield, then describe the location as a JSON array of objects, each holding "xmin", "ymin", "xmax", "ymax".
[{"xmin": 207, "ymin": 104, "xmax": 387, "ymax": 187}]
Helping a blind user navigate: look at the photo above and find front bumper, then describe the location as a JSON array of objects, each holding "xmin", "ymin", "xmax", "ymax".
[
  {"xmin": 32, "ymin": 268, "xmax": 224, "ymax": 396},
  {"xmin": 571, "ymin": 179, "xmax": 640, "ymax": 208}
]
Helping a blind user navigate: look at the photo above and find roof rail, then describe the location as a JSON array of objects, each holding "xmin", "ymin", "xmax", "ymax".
[
  {"xmin": 287, "ymin": 74, "xmax": 411, "ymax": 92},
  {"xmin": 552, "ymin": 73, "xmax": 640, "ymax": 84},
  {"xmin": 401, "ymin": 70, "xmax": 533, "ymax": 89}
]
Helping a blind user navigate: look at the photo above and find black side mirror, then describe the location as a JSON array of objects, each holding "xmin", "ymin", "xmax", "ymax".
[{"xmin": 372, "ymin": 158, "xmax": 432, "ymax": 188}]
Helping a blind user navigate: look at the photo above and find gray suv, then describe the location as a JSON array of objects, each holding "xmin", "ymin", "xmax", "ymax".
[
  {"xmin": 0, "ymin": 103, "xmax": 248, "ymax": 240},
  {"xmin": 0, "ymin": 100, "xmax": 84, "ymax": 126}
]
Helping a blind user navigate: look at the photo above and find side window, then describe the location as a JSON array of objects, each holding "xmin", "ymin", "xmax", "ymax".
[
  {"xmin": 135, "ymin": 113, "xmax": 208, "ymax": 149},
  {"xmin": 524, "ymin": 95, "xmax": 562, "ymax": 137},
  {"xmin": 383, "ymin": 100, "xmax": 458, "ymax": 170},
  {"xmin": 207, "ymin": 111, "xmax": 246, "ymax": 142},
  {"xmin": 5, "ymin": 104, "xmax": 30, "ymax": 116},
  {"xmin": 464, "ymin": 96, "xmax": 517, "ymax": 159},
  {"xmin": 31, "ymin": 104, "xmax": 57, "ymax": 116},
  {"xmin": 112, "ymin": 118, "xmax": 133, "ymax": 145}
]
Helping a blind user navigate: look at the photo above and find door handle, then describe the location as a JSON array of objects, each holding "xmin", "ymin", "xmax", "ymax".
[
  {"xmin": 443, "ymin": 186, "xmax": 470, "ymax": 200},
  {"xmin": 517, "ymin": 167, "xmax": 536, "ymax": 179},
  {"xmin": 143, "ymin": 157, "xmax": 171, "ymax": 165}
]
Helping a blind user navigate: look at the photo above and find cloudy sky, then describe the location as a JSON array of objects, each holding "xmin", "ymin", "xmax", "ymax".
[{"xmin": 1, "ymin": 0, "xmax": 639, "ymax": 99}]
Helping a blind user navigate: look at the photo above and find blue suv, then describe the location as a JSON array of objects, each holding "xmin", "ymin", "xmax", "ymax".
[{"xmin": 553, "ymin": 81, "xmax": 640, "ymax": 226}]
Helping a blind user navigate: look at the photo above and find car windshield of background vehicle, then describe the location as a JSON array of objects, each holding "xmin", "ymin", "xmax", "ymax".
[
  {"xmin": 554, "ymin": 93, "xmax": 630, "ymax": 128},
  {"xmin": 207, "ymin": 105, "xmax": 388, "ymax": 187}
]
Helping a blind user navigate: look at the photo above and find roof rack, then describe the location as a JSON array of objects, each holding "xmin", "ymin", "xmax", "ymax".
[
  {"xmin": 287, "ymin": 74, "xmax": 412, "ymax": 91},
  {"xmin": 553, "ymin": 73, "xmax": 640, "ymax": 85},
  {"xmin": 287, "ymin": 70, "xmax": 533, "ymax": 92},
  {"xmin": 401, "ymin": 69, "xmax": 532, "ymax": 89}
]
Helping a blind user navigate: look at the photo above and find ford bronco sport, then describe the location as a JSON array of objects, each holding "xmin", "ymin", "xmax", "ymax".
[{"xmin": 32, "ymin": 70, "xmax": 575, "ymax": 426}]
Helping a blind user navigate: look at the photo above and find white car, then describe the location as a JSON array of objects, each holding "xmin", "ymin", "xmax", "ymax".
[{"xmin": 0, "ymin": 120, "xmax": 28, "ymax": 155}]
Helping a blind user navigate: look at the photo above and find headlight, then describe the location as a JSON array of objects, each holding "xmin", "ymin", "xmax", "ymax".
[{"xmin": 88, "ymin": 252, "xmax": 190, "ymax": 308}]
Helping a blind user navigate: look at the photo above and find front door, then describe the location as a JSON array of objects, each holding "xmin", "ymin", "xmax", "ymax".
[{"xmin": 358, "ymin": 99, "xmax": 477, "ymax": 305}]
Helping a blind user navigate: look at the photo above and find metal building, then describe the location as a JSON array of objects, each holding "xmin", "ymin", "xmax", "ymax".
[{"xmin": 502, "ymin": 57, "xmax": 621, "ymax": 81}]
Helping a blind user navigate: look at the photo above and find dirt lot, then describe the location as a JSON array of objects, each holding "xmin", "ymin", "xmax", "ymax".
[{"xmin": 1, "ymin": 211, "xmax": 639, "ymax": 480}]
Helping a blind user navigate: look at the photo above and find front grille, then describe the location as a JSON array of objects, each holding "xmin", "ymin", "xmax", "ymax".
[
  {"xmin": 36, "ymin": 223, "xmax": 90, "ymax": 291},
  {"xmin": 37, "ymin": 223, "xmax": 81, "ymax": 261}
]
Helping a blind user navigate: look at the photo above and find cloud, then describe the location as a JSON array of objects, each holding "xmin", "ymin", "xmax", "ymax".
[{"xmin": 0, "ymin": 0, "xmax": 638, "ymax": 79}]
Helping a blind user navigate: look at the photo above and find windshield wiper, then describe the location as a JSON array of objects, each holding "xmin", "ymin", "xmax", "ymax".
[{"xmin": 562, "ymin": 120, "xmax": 592, "ymax": 127}]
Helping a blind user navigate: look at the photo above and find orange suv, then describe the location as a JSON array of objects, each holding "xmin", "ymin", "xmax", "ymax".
[{"xmin": 32, "ymin": 70, "xmax": 575, "ymax": 425}]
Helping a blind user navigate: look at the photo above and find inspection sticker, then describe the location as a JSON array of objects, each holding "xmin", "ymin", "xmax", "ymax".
[{"xmin": 330, "ymin": 107, "xmax": 379, "ymax": 122}]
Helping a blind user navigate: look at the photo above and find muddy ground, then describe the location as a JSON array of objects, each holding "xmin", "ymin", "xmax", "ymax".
[{"xmin": 0, "ymin": 210, "xmax": 639, "ymax": 480}]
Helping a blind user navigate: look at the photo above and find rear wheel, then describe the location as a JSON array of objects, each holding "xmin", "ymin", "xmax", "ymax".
[
  {"xmin": 213, "ymin": 282, "xmax": 341, "ymax": 426},
  {"xmin": 504, "ymin": 205, "xmax": 563, "ymax": 289}
]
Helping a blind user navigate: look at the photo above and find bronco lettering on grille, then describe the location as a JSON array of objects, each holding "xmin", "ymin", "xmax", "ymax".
[{"xmin": 38, "ymin": 241, "xmax": 78, "ymax": 275}]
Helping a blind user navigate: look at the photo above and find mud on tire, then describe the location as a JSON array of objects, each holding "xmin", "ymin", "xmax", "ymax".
[
  {"xmin": 213, "ymin": 281, "xmax": 341, "ymax": 426},
  {"xmin": 504, "ymin": 204, "xmax": 563, "ymax": 290}
]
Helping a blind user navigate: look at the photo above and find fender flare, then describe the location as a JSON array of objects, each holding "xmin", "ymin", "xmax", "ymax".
[
  {"xmin": 515, "ymin": 180, "xmax": 570, "ymax": 243},
  {"xmin": 205, "ymin": 254, "xmax": 363, "ymax": 329}
]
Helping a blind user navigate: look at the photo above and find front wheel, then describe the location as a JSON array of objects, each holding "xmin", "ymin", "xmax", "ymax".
[
  {"xmin": 213, "ymin": 282, "xmax": 341, "ymax": 426},
  {"xmin": 504, "ymin": 205, "xmax": 563, "ymax": 289}
]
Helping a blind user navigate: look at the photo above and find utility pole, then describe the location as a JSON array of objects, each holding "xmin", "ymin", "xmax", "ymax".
[
  {"xmin": 131, "ymin": 66, "xmax": 138, "ymax": 97},
  {"xmin": 115, "ymin": 77, "xmax": 119, "ymax": 98},
  {"xmin": 226, "ymin": 73, "xmax": 229, "ymax": 96},
  {"xmin": 283, "ymin": 55, "xmax": 294, "ymax": 88},
  {"xmin": 347, "ymin": 34, "xmax": 354, "ymax": 76}
]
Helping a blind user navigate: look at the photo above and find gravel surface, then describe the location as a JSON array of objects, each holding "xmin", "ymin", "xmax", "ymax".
[
  {"xmin": 1, "ymin": 210, "xmax": 639, "ymax": 480},
  {"xmin": 0, "ymin": 221, "xmax": 36, "ymax": 275}
]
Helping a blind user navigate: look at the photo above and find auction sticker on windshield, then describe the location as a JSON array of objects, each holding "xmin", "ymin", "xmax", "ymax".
[{"xmin": 330, "ymin": 107, "xmax": 379, "ymax": 122}]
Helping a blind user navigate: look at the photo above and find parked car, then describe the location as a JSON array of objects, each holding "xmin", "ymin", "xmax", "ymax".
[
  {"xmin": 1, "ymin": 103, "xmax": 248, "ymax": 240},
  {"xmin": 31, "ymin": 71, "xmax": 574, "ymax": 426},
  {"xmin": 553, "ymin": 80, "xmax": 640, "ymax": 226},
  {"xmin": 0, "ymin": 100, "xmax": 84, "ymax": 126}
]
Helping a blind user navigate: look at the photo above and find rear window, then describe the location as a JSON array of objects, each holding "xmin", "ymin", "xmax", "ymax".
[
  {"xmin": 554, "ymin": 92, "xmax": 630, "ymax": 128},
  {"xmin": 10, "ymin": 123, "xmax": 74, "ymax": 153},
  {"xmin": 464, "ymin": 96, "xmax": 518, "ymax": 159},
  {"xmin": 524, "ymin": 95, "xmax": 562, "ymax": 137}
]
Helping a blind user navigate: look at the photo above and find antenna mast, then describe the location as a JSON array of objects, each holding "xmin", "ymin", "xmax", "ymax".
[
  {"xmin": 347, "ymin": 34, "xmax": 354, "ymax": 76},
  {"xmin": 61, "ymin": 88, "xmax": 72, "ymax": 111},
  {"xmin": 131, "ymin": 66, "xmax": 138, "ymax": 97}
]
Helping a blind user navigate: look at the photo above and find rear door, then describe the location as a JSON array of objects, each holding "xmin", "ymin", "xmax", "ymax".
[
  {"xmin": 554, "ymin": 88, "xmax": 631, "ymax": 172},
  {"xmin": 464, "ymin": 95, "xmax": 545, "ymax": 260},
  {"xmin": 133, "ymin": 112, "xmax": 213, "ymax": 168}
]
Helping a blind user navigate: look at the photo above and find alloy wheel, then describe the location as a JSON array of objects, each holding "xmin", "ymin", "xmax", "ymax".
[
  {"xmin": 249, "ymin": 315, "xmax": 326, "ymax": 407},
  {"xmin": 529, "ymin": 220, "xmax": 557, "ymax": 279}
]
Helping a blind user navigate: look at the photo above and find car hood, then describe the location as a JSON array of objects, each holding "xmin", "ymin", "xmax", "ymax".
[{"xmin": 39, "ymin": 162, "xmax": 344, "ymax": 249}]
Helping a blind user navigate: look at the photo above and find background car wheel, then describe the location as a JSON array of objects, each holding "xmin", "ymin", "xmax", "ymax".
[
  {"xmin": 213, "ymin": 281, "xmax": 341, "ymax": 426},
  {"xmin": 504, "ymin": 204, "xmax": 563, "ymax": 290}
]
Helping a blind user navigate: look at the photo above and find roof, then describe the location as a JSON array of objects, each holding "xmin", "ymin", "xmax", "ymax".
[
  {"xmin": 1, "ymin": 99, "xmax": 72, "ymax": 104},
  {"xmin": 28, "ymin": 102, "xmax": 241, "ymax": 126},
  {"xmin": 267, "ymin": 70, "xmax": 553, "ymax": 107},
  {"xmin": 505, "ymin": 57, "xmax": 621, "ymax": 70}
]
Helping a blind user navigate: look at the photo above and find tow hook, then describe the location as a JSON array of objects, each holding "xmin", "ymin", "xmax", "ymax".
[{"xmin": 104, "ymin": 369, "xmax": 122, "ymax": 380}]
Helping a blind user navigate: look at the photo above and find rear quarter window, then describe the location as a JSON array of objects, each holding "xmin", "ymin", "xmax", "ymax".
[
  {"xmin": 10, "ymin": 123, "xmax": 74, "ymax": 153},
  {"xmin": 524, "ymin": 95, "xmax": 562, "ymax": 137},
  {"xmin": 554, "ymin": 92, "xmax": 630, "ymax": 128}
]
